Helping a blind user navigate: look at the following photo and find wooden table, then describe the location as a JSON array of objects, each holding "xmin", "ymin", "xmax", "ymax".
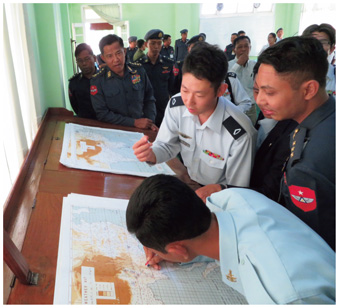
[{"xmin": 3, "ymin": 108, "xmax": 199, "ymax": 304}]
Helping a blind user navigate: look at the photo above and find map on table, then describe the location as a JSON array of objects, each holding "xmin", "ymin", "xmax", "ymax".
[
  {"xmin": 53, "ymin": 193, "xmax": 247, "ymax": 305},
  {"xmin": 59, "ymin": 123, "xmax": 175, "ymax": 177}
]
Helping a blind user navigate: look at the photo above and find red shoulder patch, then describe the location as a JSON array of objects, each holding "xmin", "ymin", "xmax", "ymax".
[{"xmin": 288, "ymin": 185, "xmax": 317, "ymax": 212}]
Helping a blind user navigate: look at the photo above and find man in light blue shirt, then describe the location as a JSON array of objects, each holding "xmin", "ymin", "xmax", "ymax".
[{"xmin": 126, "ymin": 174, "xmax": 335, "ymax": 304}]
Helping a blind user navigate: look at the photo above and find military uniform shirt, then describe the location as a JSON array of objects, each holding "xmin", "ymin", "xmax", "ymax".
[
  {"xmin": 224, "ymin": 72, "xmax": 252, "ymax": 114},
  {"xmin": 174, "ymin": 39, "xmax": 188, "ymax": 62},
  {"xmin": 137, "ymin": 55, "xmax": 175, "ymax": 126},
  {"xmin": 90, "ymin": 64, "xmax": 156, "ymax": 127},
  {"xmin": 281, "ymin": 95, "xmax": 335, "ymax": 250},
  {"xmin": 160, "ymin": 45, "xmax": 175, "ymax": 59},
  {"xmin": 125, "ymin": 47, "xmax": 138, "ymax": 63},
  {"xmin": 152, "ymin": 94, "xmax": 257, "ymax": 186},
  {"xmin": 68, "ymin": 69, "xmax": 98, "ymax": 119},
  {"xmin": 207, "ymin": 188, "xmax": 335, "ymax": 304}
]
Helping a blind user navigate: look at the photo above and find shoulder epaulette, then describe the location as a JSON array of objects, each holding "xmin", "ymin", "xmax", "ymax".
[
  {"xmin": 68, "ymin": 72, "xmax": 81, "ymax": 81},
  {"xmin": 227, "ymin": 72, "xmax": 237, "ymax": 78},
  {"xmin": 161, "ymin": 56, "xmax": 174, "ymax": 63},
  {"xmin": 223, "ymin": 116, "xmax": 246, "ymax": 140},
  {"xmin": 169, "ymin": 95, "xmax": 185, "ymax": 108},
  {"xmin": 92, "ymin": 67, "xmax": 105, "ymax": 79},
  {"xmin": 128, "ymin": 61, "xmax": 143, "ymax": 67}
]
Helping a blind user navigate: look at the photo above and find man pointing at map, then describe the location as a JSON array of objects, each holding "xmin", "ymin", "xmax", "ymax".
[
  {"xmin": 126, "ymin": 174, "xmax": 335, "ymax": 304},
  {"xmin": 90, "ymin": 34, "xmax": 158, "ymax": 131},
  {"xmin": 133, "ymin": 42, "xmax": 257, "ymax": 201}
]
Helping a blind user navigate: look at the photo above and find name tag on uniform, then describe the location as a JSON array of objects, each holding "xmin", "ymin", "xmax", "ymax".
[
  {"xmin": 178, "ymin": 132, "xmax": 192, "ymax": 139},
  {"xmin": 179, "ymin": 139, "xmax": 190, "ymax": 147}
]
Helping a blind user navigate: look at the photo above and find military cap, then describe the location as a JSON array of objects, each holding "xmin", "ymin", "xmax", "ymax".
[
  {"xmin": 180, "ymin": 29, "xmax": 188, "ymax": 34},
  {"xmin": 128, "ymin": 36, "xmax": 137, "ymax": 43},
  {"xmin": 187, "ymin": 34, "xmax": 205, "ymax": 46},
  {"xmin": 199, "ymin": 33, "xmax": 206, "ymax": 39},
  {"xmin": 144, "ymin": 29, "xmax": 164, "ymax": 41}
]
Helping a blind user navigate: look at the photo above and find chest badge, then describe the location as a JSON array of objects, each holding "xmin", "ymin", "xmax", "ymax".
[
  {"xmin": 226, "ymin": 270, "xmax": 237, "ymax": 282},
  {"xmin": 131, "ymin": 74, "xmax": 141, "ymax": 84}
]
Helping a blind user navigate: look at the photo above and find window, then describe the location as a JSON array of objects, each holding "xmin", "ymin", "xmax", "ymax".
[{"xmin": 201, "ymin": 3, "xmax": 273, "ymax": 16}]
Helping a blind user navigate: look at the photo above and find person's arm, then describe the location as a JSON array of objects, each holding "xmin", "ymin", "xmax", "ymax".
[
  {"xmin": 141, "ymin": 71, "xmax": 157, "ymax": 123},
  {"xmin": 90, "ymin": 78, "xmax": 135, "ymax": 127},
  {"xmin": 68, "ymin": 83, "xmax": 79, "ymax": 115},
  {"xmin": 228, "ymin": 77, "xmax": 252, "ymax": 113}
]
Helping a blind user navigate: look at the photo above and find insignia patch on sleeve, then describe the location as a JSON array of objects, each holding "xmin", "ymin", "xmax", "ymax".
[
  {"xmin": 227, "ymin": 72, "xmax": 237, "ymax": 78},
  {"xmin": 223, "ymin": 116, "xmax": 246, "ymax": 140},
  {"xmin": 90, "ymin": 85, "xmax": 98, "ymax": 96},
  {"xmin": 170, "ymin": 96, "xmax": 185, "ymax": 108}
]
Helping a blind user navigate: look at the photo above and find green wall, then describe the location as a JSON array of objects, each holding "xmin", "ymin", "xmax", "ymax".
[
  {"xmin": 275, "ymin": 3, "xmax": 303, "ymax": 38},
  {"xmin": 25, "ymin": 3, "xmax": 303, "ymax": 115}
]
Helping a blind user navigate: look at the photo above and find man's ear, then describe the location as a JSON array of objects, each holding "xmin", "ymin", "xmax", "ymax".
[
  {"xmin": 166, "ymin": 242, "xmax": 189, "ymax": 260},
  {"xmin": 302, "ymin": 80, "xmax": 319, "ymax": 100},
  {"xmin": 217, "ymin": 83, "xmax": 228, "ymax": 97},
  {"xmin": 145, "ymin": 41, "xmax": 149, "ymax": 48}
]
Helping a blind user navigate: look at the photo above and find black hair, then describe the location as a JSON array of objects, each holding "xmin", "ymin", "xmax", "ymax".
[
  {"xmin": 231, "ymin": 32, "xmax": 238, "ymax": 36},
  {"xmin": 253, "ymin": 36, "xmax": 328, "ymax": 89},
  {"xmin": 163, "ymin": 34, "xmax": 171, "ymax": 41},
  {"xmin": 126, "ymin": 175, "xmax": 212, "ymax": 253},
  {"xmin": 302, "ymin": 23, "xmax": 336, "ymax": 47},
  {"xmin": 233, "ymin": 35, "xmax": 251, "ymax": 47},
  {"xmin": 237, "ymin": 30, "xmax": 246, "ymax": 35},
  {"xmin": 276, "ymin": 27, "xmax": 283, "ymax": 33},
  {"xmin": 183, "ymin": 41, "xmax": 228, "ymax": 94},
  {"xmin": 136, "ymin": 39, "xmax": 145, "ymax": 48},
  {"xmin": 269, "ymin": 32, "xmax": 277, "ymax": 39},
  {"xmin": 99, "ymin": 34, "xmax": 124, "ymax": 54},
  {"xmin": 75, "ymin": 43, "xmax": 94, "ymax": 58}
]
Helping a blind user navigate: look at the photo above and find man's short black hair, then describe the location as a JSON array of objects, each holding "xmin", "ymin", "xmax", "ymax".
[
  {"xmin": 136, "ymin": 39, "xmax": 145, "ymax": 48},
  {"xmin": 233, "ymin": 35, "xmax": 251, "ymax": 47},
  {"xmin": 302, "ymin": 23, "xmax": 336, "ymax": 47},
  {"xmin": 163, "ymin": 34, "xmax": 171, "ymax": 41},
  {"xmin": 237, "ymin": 30, "xmax": 246, "ymax": 35},
  {"xmin": 254, "ymin": 36, "xmax": 328, "ymax": 89},
  {"xmin": 182, "ymin": 41, "xmax": 228, "ymax": 94},
  {"xmin": 75, "ymin": 43, "xmax": 94, "ymax": 58},
  {"xmin": 99, "ymin": 34, "xmax": 124, "ymax": 54},
  {"xmin": 126, "ymin": 175, "xmax": 212, "ymax": 253}
]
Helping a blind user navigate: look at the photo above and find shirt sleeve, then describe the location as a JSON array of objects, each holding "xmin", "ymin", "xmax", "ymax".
[
  {"xmin": 68, "ymin": 82, "xmax": 79, "ymax": 114},
  {"xmin": 225, "ymin": 127, "xmax": 257, "ymax": 187},
  {"xmin": 141, "ymin": 71, "xmax": 156, "ymax": 122},
  {"xmin": 90, "ymin": 78, "xmax": 135, "ymax": 127},
  {"xmin": 152, "ymin": 102, "xmax": 182, "ymax": 163},
  {"xmin": 229, "ymin": 78, "xmax": 252, "ymax": 113}
]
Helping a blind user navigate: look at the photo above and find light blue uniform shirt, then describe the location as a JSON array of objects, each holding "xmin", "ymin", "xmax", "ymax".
[{"xmin": 206, "ymin": 188, "xmax": 335, "ymax": 304}]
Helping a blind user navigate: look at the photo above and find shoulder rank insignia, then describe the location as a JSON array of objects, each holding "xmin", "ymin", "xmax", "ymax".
[
  {"xmin": 227, "ymin": 72, "xmax": 237, "ymax": 78},
  {"xmin": 92, "ymin": 68, "xmax": 105, "ymax": 78},
  {"xmin": 128, "ymin": 62, "xmax": 142, "ymax": 68},
  {"xmin": 223, "ymin": 116, "xmax": 246, "ymax": 140},
  {"xmin": 170, "ymin": 96, "xmax": 185, "ymax": 108}
]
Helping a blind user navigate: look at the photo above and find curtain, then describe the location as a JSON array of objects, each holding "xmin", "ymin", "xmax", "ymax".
[
  {"xmin": 1, "ymin": 4, "xmax": 39, "ymax": 207},
  {"xmin": 88, "ymin": 4, "xmax": 121, "ymax": 24}
]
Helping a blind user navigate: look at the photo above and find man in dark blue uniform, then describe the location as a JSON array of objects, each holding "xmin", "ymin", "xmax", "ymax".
[
  {"xmin": 90, "ymin": 34, "xmax": 157, "ymax": 131},
  {"xmin": 224, "ymin": 32, "xmax": 238, "ymax": 61},
  {"xmin": 125, "ymin": 36, "xmax": 138, "ymax": 63},
  {"xmin": 253, "ymin": 36, "xmax": 335, "ymax": 250},
  {"xmin": 68, "ymin": 43, "xmax": 98, "ymax": 119},
  {"xmin": 137, "ymin": 29, "xmax": 175, "ymax": 127},
  {"xmin": 187, "ymin": 33, "xmax": 206, "ymax": 52},
  {"xmin": 160, "ymin": 34, "xmax": 174, "ymax": 60}
]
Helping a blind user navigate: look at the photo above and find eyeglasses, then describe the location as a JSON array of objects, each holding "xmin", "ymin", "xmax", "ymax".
[
  {"xmin": 76, "ymin": 57, "xmax": 93, "ymax": 65},
  {"xmin": 319, "ymin": 39, "xmax": 331, "ymax": 46}
]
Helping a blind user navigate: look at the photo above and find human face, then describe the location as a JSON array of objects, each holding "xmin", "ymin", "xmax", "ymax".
[
  {"xmin": 129, "ymin": 41, "xmax": 137, "ymax": 49},
  {"xmin": 164, "ymin": 37, "xmax": 171, "ymax": 47},
  {"xmin": 277, "ymin": 29, "xmax": 283, "ymax": 39},
  {"xmin": 253, "ymin": 64, "xmax": 308, "ymax": 123},
  {"xmin": 231, "ymin": 34, "xmax": 237, "ymax": 44},
  {"xmin": 181, "ymin": 73, "xmax": 223, "ymax": 123},
  {"xmin": 234, "ymin": 38, "xmax": 251, "ymax": 58},
  {"xmin": 181, "ymin": 33, "xmax": 188, "ymax": 41},
  {"xmin": 76, "ymin": 50, "xmax": 95, "ymax": 77},
  {"xmin": 102, "ymin": 42, "xmax": 125, "ymax": 77},
  {"xmin": 311, "ymin": 31, "xmax": 335, "ymax": 56},
  {"xmin": 267, "ymin": 34, "xmax": 276, "ymax": 46},
  {"xmin": 147, "ymin": 39, "xmax": 162, "ymax": 57}
]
